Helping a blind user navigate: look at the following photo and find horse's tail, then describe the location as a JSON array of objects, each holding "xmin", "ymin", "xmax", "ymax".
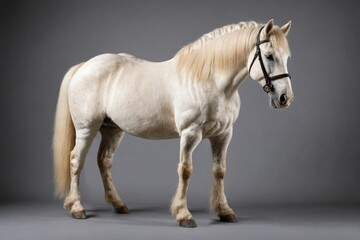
[{"xmin": 53, "ymin": 63, "xmax": 83, "ymax": 198}]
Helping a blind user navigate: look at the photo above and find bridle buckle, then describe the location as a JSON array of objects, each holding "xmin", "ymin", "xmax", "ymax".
[{"xmin": 263, "ymin": 83, "xmax": 273, "ymax": 93}]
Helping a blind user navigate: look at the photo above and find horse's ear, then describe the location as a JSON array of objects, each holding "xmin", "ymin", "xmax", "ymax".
[
  {"xmin": 281, "ymin": 21, "xmax": 292, "ymax": 36},
  {"xmin": 262, "ymin": 19, "xmax": 274, "ymax": 38}
]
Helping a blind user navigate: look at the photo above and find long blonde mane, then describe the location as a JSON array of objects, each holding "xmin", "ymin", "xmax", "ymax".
[{"xmin": 175, "ymin": 21, "xmax": 290, "ymax": 81}]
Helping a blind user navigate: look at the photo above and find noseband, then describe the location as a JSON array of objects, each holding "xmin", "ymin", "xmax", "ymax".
[{"xmin": 248, "ymin": 26, "xmax": 291, "ymax": 93}]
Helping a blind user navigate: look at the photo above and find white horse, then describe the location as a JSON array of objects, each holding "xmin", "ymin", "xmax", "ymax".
[{"xmin": 53, "ymin": 19, "xmax": 293, "ymax": 228}]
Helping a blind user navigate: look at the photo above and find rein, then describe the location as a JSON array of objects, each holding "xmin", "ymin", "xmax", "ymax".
[{"xmin": 248, "ymin": 26, "xmax": 291, "ymax": 93}]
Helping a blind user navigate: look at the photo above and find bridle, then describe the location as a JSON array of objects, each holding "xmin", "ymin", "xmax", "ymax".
[{"xmin": 248, "ymin": 26, "xmax": 291, "ymax": 93}]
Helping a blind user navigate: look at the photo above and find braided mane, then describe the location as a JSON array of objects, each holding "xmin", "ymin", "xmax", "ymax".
[{"xmin": 181, "ymin": 21, "xmax": 259, "ymax": 52}]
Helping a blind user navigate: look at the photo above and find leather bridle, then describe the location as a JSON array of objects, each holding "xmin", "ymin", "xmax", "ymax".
[{"xmin": 248, "ymin": 26, "xmax": 291, "ymax": 93}]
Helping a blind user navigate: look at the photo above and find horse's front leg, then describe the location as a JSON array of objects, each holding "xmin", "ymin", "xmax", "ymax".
[
  {"xmin": 171, "ymin": 129, "xmax": 202, "ymax": 228},
  {"xmin": 209, "ymin": 129, "xmax": 237, "ymax": 222}
]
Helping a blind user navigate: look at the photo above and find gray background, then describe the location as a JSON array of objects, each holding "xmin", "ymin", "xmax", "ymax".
[{"xmin": 1, "ymin": 0, "xmax": 359, "ymax": 210}]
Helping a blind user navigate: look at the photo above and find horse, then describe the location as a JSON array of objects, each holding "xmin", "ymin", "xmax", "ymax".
[{"xmin": 53, "ymin": 19, "xmax": 293, "ymax": 228}]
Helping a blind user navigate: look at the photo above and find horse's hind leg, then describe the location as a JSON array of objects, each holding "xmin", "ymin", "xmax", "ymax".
[
  {"xmin": 64, "ymin": 125, "xmax": 100, "ymax": 219},
  {"xmin": 97, "ymin": 125, "xmax": 128, "ymax": 213}
]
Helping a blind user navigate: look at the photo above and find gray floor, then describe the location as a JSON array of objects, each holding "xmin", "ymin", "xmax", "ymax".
[{"xmin": 1, "ymin": 202, "xmax": 359, "ymax": 240}]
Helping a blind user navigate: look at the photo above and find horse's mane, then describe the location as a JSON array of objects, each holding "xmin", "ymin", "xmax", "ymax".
[{"xmin": 175, "ymin": 21, "xmax": 290, "ymax": 81}]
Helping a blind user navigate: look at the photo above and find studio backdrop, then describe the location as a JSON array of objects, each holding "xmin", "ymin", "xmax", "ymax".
[{"xmin": 0, "ymin": 0, "xmax": 359, "ymax": 207}]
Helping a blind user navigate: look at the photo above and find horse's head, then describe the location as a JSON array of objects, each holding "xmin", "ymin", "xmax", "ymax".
[{"xmin": 247, "ymin": 19, "xmax": 293, "ymax": 109}]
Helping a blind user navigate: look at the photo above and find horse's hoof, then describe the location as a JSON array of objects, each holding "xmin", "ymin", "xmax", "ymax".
[
  {"xmin": 219, "ymin": 214, "xmax": 237, "ymax": 223},
  {"xmin": 71, "ymin": 210, "xmax": 87, "ymax": 219},
  {"xmin": 115, "ymin": 205, "xmax": 129, "ymax": 214},
  {"xmin": 179, "ymin": 218, "xmax": 197, "ymax": 228}
]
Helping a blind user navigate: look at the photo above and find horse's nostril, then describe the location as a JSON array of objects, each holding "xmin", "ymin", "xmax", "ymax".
[{"xmin": 280, "ymin": 94, "xmax": 287, "ymax": 105}]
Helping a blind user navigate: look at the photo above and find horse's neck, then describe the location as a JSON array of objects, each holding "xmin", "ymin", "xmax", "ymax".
[
  {"xmin": 213, "ymin": 67, "xmax": 249, "ymax": 98},
  {"xmin": 211, "ymin": 32, "xmax": 256, "ymax": 97},
  {"xmin": 173, "ymin": 27, "xmax": 256, "ymax": 98},
  {"xmin": 170, "ymin": 56, "xmax": 249, "ymax": 99}
]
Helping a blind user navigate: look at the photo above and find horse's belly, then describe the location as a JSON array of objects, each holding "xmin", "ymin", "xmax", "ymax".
[
  {"xmin": 108, "ymin": 99, "xmax": 179, "ymax": 139},
  {"xmin": 114, "ymin": 115, "xmax": 179, "ymax": 139},
  {"xmin": 128, "ymin": 125, "xmax": 179, "ymax": 139}
]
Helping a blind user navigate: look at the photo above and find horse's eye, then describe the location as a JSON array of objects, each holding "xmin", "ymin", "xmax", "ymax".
[{"xmin": 265, "ymin": 54, "xmax": 274, "ymax": 61}]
